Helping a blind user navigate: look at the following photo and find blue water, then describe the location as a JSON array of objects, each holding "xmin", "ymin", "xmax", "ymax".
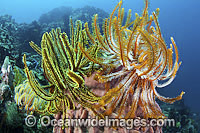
[{"xmin": 1, "ymin": 0, "xmax": 200, "ymax": 115}]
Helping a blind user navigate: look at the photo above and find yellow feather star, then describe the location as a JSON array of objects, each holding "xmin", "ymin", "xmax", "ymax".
[
  {"xmin": 14, "ymin": 20, "xmax": 102, "ymax": 117},
  {"xmin": 80, "ymin": 0, "xmax": 184, "ymax": 119}
]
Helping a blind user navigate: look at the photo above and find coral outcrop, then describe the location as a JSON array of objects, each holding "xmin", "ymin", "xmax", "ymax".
[{"xmin": 0, "ymin": 1, "xmax": 199, "ymax": 133}]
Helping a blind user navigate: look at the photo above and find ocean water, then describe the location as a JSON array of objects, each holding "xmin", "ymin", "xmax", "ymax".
[{"xmin": 0, "ymin": 0, "xmax": 200, "ymax": 132}]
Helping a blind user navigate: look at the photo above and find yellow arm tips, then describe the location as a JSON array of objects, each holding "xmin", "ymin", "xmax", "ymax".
[
  {"xmin": 156, "ymin": 8, "xmax": 160, "ymax": 16},
  {"xmin": 29, "ymin": 41, "xmax": 42, "ymax": 55},
  {"xmin": 180, "ymin": 91, "xmax": 185, "ymax": 96},
  {"xmin": 22, "ymin": 54, "xmax": 28, "ymax": 68},
  {"xmin": 171, "ymin": 37, "xmax": 180, "ymax": 64},
  {"xmin": 94, "ymin": 14, "xmax": 98, "ymax": 18},
  {"xmin": 171, "ymin": 91, "xmax": 185, "ymax": 103},
  {"xmin": 119, "ymin": 0, "xmax": 122, "ymax": 5},
  {"xmin": 135, "ymin": 13, "xmax": 139, "ymax": 18}
]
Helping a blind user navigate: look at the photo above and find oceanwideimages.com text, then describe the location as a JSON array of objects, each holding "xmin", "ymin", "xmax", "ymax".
[{"xmin": 25, "ymin": 115, "xmax": 175, "ymax": 129}]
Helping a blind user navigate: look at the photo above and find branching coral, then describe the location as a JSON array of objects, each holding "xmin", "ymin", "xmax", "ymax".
[
  {"xmin": 14, "ymin": 20, "xmax": 102, "ymax": 117},
  {"xmin": 79, "ymin": 0, "xmax": 184, "ymax": 119}
]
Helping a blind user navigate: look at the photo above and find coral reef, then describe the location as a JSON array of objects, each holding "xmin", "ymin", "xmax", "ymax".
[
  {"xmin": 12, "ymin": 0, "xmax": 187, "ymax": 132},
  {"xmin": 0, "ymin": 6, "xmax": 108, "ymax": 63},
  {"xmin": 18, "ymin": 21, "xmax": 42, "ymax": 50},
  {"xmin": 0, "ymin": 52, "xmax": 52, "ymax": 133},
  {"xmin": 5, "ymin": 102, "xmax": 23, "ymax": 127},
  {"xmin": 1, "ymin": 56, "xmax": 12, "ymax": 85},
  {"xmin": 38, "ymin": 6, "xmax": 108, "ymax": 34},
  {"xmin": 0, "ymin": 1, "xmax": 199, "ymax": 133},
  {"xmin": 0, "ymin": 56, "xmax": 12, "ymax": 103},
  {"xmin": 39, "ymin": 6, "xmax": 73, "ymax": 24},
  {"xmin": 0, "ymin": 15, "xmax": 17, "ymax": 47},
  {"xmin": 0, "ymin": 15, "xmax": 18, "ymax": 63},
  {"xmin": 160, "ymin": 100, "xmax": 200, "ymax": 133}
]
